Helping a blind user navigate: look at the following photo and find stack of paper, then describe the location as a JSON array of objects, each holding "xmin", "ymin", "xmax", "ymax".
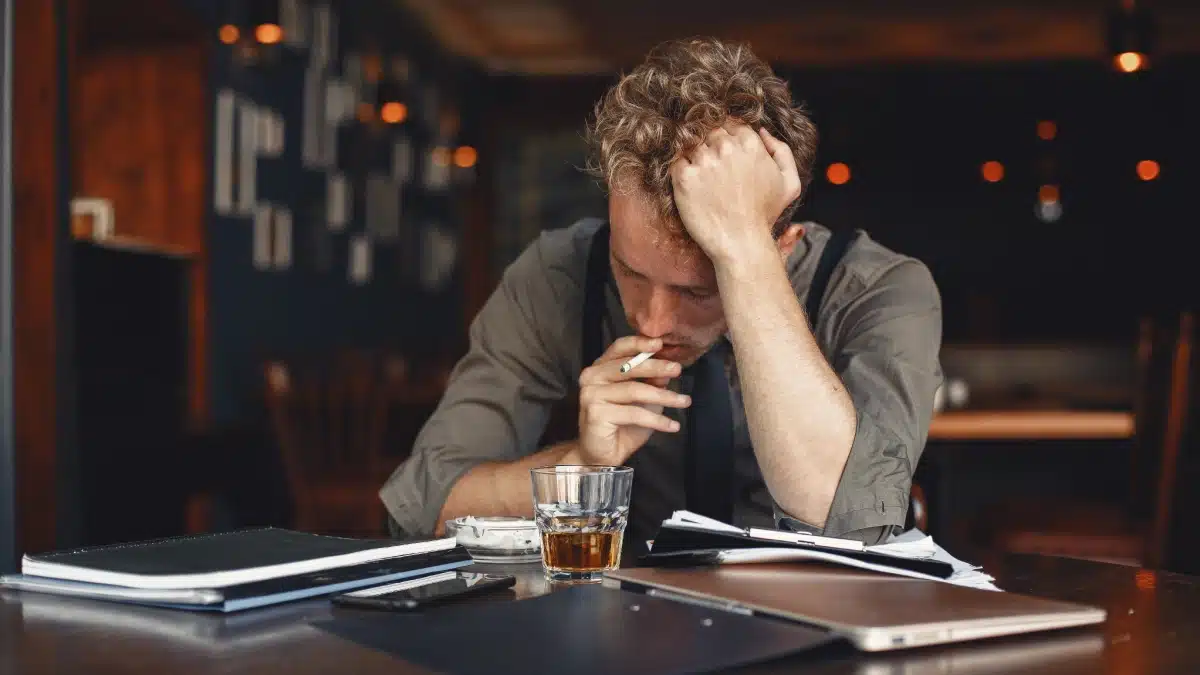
[
  {"xmin": 661, "ymin": 511, "xmax": 864, "ymax": 551},
  {"xmin": 657, "ymin": 511, "xmax": 999, "ymax": 592},
  {"xmin": 866, "ymin": 529, "xmax": 1000, "ymax": 591}
]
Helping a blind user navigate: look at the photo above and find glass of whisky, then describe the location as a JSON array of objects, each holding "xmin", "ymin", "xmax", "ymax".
[{"xmin": 530, "ymin": 465, "xmax": 633, "ymax": 582}]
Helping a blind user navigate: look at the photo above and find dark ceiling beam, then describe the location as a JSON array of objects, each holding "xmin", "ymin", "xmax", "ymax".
[{"xmin": 398, "ymin": 0, "xmax": 1200, "ymax": 74}]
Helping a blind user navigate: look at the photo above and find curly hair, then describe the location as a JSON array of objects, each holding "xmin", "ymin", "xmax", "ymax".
[{"xmin": 585, "ymin": 37, "xmax": 818, "ymax": 241}]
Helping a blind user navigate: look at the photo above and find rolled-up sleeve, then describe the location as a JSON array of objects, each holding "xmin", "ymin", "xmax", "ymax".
[
  {"xmin": 778, "ymin": 259, "xmax": 943, "ymax": 545},
  {"xmin": 379, "ymin": 234, "xmax": 579, "ymax": 537}
]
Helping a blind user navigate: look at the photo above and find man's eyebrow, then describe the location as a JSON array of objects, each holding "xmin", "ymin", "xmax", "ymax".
[
  {"xmin": 611, "ymin": 252, "xmax": 642, "ymax": 277},
  {"xmin": 612, "ymin": 252, "xmax": 713, "ymax": 294}
]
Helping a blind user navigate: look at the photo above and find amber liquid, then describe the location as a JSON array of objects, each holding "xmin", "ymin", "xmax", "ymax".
[{"xmin": 541, "ymin": 530, "xmax": 623, "ymax": 573}]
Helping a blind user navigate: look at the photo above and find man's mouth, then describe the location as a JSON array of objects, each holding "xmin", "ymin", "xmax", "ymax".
[{"xmin": 655, "ymin": 343, "xmax": 693, "ymax": 358}]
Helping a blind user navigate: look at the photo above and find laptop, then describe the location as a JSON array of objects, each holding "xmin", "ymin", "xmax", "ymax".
[{"xmin": 603, "ymin": 563, "xmax": 1106, "ymax": 652}]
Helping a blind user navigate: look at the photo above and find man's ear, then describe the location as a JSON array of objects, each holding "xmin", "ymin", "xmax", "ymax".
[{"xmin": 777, "ymin": 223, "xmax": 806, "ymax": 259}]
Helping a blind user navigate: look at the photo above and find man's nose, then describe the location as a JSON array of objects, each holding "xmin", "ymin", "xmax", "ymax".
[{"xmin": 636, "ymin": 286, "xmax": 678, "ymax": 338}]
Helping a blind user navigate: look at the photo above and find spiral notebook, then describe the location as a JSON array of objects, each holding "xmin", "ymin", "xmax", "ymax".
[
  {"xmin": 19, "ymin": 528, "xmax": 456, "ymax": 589},
  {"xmin": 2, "ymin": 546, "xmax": 473, "ymax": 612},
  {"xmin": 3, "ymin": 528, "xmax": 469, "ymax": 612}
]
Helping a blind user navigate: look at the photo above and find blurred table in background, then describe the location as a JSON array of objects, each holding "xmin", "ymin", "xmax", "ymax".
[
  {"xmin": 923, "ymin": 409, "xmax": 1136, "ymax": 554},
  {"xmin": 930, "ymin": 410, "xmax": 1135, "ymax": 441}
]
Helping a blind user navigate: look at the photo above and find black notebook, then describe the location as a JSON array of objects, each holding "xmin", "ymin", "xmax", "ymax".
[
  {"xmin": 643, "ymin": 522, "xmax": 955, "ymax": 579},
  {"xmin": 20, "ymin": 528, "xmax": 458, "ymax": 589},
  {"xmin": 3, "ymin": 546, "xmax": 473, "ymax": 612}
]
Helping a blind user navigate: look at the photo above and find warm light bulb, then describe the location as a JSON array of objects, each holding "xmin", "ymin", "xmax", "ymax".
[
  {"xmin": 826, "ymin": 163, "xmax": 850, "ymax": 185},
  {"xmin": 219, "ymin": 25, "xmax": 240, "ymax": 45},
  {"xmin": 255, "ymin": 23, "xmax": 283, "ymax": 45},
  {"xmin": 1037, "ymin": 120, "xmax": 1057, "ymax": 141},
  {"xmin": 981, "ymin": 161, "xmax": 1004, "ymax": 183},
  {"xmin": 1136, "ymin": 160, "xmax": 1160, "ymax": 181},
  {"xmin": 380, "ymin": 102, "xmax": 407, "ymax": 124},
  {"xmin": 454, "ymin": 146, "xmax": 478, "ymax": 168},
  {"xmin": 1035, "ymin": 186, "xmax": 1062, "ymax": 222},
  {"xmin": 1115, "ymin": 51, "xmax": 1144, "ymax": 73}
]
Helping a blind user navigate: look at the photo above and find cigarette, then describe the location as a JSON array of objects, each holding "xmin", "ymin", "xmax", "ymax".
[{"xmin": 620, "ymin": 351, "xmax": 655, "ymax": 374}]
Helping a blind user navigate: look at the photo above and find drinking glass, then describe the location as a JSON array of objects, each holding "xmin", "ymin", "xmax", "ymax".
[{"xmin": 530, "ymin": 465, "xmax": 633, "ymax": 582}]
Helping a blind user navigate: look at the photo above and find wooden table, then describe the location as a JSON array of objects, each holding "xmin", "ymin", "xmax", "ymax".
[
  {"xmin": 929, "ymin": 410, "xmax": 1135, "ymax": 441},
  {"xmin": 3, "ymin": 554, "xmax": 1198, "ymax": 674}
]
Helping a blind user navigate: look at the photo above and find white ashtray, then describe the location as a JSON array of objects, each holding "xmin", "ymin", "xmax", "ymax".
[{"xmin": 445, "ymin": 516, "xmax": 542, "ymax": 563}]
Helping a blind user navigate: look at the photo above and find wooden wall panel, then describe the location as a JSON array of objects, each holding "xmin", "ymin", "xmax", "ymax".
[
  {"xmin": 72, "ymin": 46, "xmax": 206, "ymax": 255},
  {"xmin": 13, "ymin": 0, "xmax": 61, "ymax": 555},
  {"xmin": 14, "ymin": 0, "xmax": 212, "ymax": 556},
  {"xmin": 70, "ymin": 41, "xmax": 209, "ymax": 428}
]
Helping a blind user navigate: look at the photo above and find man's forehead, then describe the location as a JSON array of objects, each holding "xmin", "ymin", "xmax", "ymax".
[{"xmin": 609, "ymin": 193, "xmax": 714, "ymax": 287}]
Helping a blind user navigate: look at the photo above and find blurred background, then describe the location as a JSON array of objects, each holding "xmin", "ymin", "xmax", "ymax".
[{"xmin": 5, "ymin": 0, "xmax": 1199, "ymax": 572}]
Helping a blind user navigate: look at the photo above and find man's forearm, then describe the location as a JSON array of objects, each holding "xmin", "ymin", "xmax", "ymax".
[
  {"xmin": 435, "ymin": 441, "xmax": 582, "ymax": 533},
  {"xmin": 716, "ymin": 242, "xmax": 857, "ymax": 528}
]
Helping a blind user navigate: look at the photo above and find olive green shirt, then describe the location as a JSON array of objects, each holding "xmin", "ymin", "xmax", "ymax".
[{"xmin": 380, "ymin": 218, "xmax": 943, "ymax": 547}]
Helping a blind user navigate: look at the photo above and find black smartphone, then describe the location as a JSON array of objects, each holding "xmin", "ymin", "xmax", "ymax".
[{"xmin": 331, "ymin": 571, "xmax": 516, "ymax": 610}]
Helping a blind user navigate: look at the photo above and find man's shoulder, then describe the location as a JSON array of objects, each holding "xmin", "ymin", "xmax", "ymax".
[
  {"xmin": 492, "ymin": 219, "xmax": 605, "ymax": 354},
  {"xmin": 792, "ymin": 222, "xmax": 938, "ymax": 304},
  {"xmin": 506, "ymin": 217, "xmax": 605, "ymax": 287}
]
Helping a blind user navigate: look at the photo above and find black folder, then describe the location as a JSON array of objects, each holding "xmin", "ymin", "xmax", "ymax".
[
  {"xmin": 315, "ymin": 584, "xmax": 839, "ymax": 675},
  {"xmin": 642, "ymin": 523, "xmax": 955, "ymax": 579}
]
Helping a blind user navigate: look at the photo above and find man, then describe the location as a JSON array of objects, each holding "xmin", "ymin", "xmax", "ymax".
[{"xmin": 380, "ymin": 37, "xmax": 943, "ymax": 549}]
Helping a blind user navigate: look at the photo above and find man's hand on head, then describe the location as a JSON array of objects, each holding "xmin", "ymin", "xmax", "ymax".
[{"xmin": 669, "ymin": 123, "xmax": 802, "ymax": 268}]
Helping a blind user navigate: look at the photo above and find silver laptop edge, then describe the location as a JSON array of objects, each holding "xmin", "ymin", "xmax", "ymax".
[{"xmin": 602, "ymin": 575, "xmax": 1106, "ymax": 652}]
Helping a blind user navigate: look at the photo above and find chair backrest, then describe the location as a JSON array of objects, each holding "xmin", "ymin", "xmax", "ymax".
[
  {"xmin": 264, "ymin": 352, "xmax": 407, "ymax": 495},
  {"xmin": 1147, "ymin": 313, "xmax": 1196, "ymax": 569},
  {"xmin": 1128, "ymin": 314, "xmax": 1188, "ymax": 523}
]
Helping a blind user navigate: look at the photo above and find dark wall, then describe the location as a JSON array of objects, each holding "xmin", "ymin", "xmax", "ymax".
[
  {"xmin": 72, "ymin": 244, "xmax": 190, "ymax": 545},
  {"xmin": 783, "ymin": 59, "xmax": 1196, "ymax": 343},
  {"xmin": 186, "ymin": 0, "xmax": 481, "ymax": 425},
  {"xmin": 488, "ymin": 58, "xmax": 1198, "ymax": 345}
]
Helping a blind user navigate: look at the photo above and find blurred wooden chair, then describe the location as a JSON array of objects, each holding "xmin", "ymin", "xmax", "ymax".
[
  {"xmin": 986, "ymin": 312, "xmax": 1195, "ymax": 568},
  {"xmin": 907, "ymin": 483, "xmax": 929, "ymax": 532},
  {"xmin": 264, "ymin": 352, "xmax": 409, "ymax": 537}
]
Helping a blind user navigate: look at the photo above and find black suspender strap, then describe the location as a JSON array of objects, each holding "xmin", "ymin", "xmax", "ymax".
[
  {"xmin": 581, "ymin": 223, "xmax": 611, "ymax": 368},
  {"xmin": 805, "ymin": 228, "xmax": 854, "ymax": 325}
]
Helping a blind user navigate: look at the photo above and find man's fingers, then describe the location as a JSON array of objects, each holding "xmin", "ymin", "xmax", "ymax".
[
  {"xmin": 759, "ymin": 128, "xmax": 798, "ymax": 176},
  {"xmin": 725, "ymin": 121, "xmax": 758, "ymax": 143},
  {"xmin": 707, "ymin": 124, "xmax": 734, "ymax": 144},
  {"xmin": 583, "ymin": 381, "xmax": 691, "ymax": 409},
  {"xmin": 589, "ymin": 402, "xmax": 681, "ymax": 434},
  {"xmin": 581, "ymin": 338, "xmax": 680, "ymax": 386},
  {"xmin": 605, "ymin": 335, "xmax": 662, "ymax": 359},
  {"xmin": 615, "ymin": 358, "xmax": 681, "ymax": 381},
  {"xmin": 759, "ymin": 128, "xmax": 802, "ymax": 199}
]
